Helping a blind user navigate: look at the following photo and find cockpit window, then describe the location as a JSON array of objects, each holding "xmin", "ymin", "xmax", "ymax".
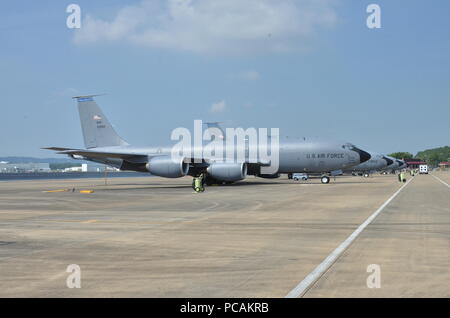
[{"xmin": 342, "ymin": 143, "xmax": 355, "ymax": 150}]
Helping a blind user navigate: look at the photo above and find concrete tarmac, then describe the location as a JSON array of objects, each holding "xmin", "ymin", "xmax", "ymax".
[{"xmin": 0, "ymin": 172, "xmax": 449, "ymax": 297}]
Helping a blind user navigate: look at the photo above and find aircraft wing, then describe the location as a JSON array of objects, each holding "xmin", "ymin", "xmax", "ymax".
[
  {"xmin": 42, "ymin": 147, "xmax": 149, "ymax": 163},
  {"xmin": 43, "ymin": 147, "xmax": 271, "ymax": 166}
]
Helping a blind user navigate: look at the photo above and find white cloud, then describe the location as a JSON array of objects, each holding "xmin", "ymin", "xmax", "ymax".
[
  {"xmin": 210, "ymin": 100, "xmax": 226, "ymax": 113},
  {"xmin": 74, "ymin": 0, "xmax": 338, "ymax": 55}
]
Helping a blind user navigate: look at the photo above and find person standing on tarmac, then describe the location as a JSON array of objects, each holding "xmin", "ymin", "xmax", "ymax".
[{"xmin": 399, "ymin": 171, "xmax": 406, "ymax": 183}]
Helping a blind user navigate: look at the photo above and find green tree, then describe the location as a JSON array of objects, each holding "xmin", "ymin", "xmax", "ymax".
[
  {"xmin": 428, "ymin": 153, "xmax": 442, "ymax": 166},
  {"xmin": 416, "ymin": 146, "xmax": 450, "ymax": 166},
  {"xmin": 388, "ymin": 152, "xmax": 413, "ymax": 159}
]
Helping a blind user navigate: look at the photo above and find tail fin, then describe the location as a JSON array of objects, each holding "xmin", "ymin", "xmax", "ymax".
[{"xmin": 74, "ymin": 95, "xmax": 128, "ymax": 149}]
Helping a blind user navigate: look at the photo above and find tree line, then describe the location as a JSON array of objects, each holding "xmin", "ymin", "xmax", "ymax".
[{"xmin": 389, "ymin": 146, "xmax": 450, "ymax": 166}]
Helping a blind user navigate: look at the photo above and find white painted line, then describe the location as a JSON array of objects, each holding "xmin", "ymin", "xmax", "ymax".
[
  {"xmin": 431, "ymin": 174, "xmax": 450, "ymax": 188},
  {"xmin": 285, "ymin": 177, "xmax": 413, "ymax": 298}
]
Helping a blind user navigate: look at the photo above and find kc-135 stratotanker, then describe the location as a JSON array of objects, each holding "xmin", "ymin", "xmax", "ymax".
[{"xmin": 44, "ymin": 95, "xmax": 372, "ymax": 189}]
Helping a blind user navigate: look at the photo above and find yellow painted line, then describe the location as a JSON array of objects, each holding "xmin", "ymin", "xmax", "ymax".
[
  {"xmin": 43, "ymin": 189, "xmax": 70, "ymax": 193},
  {"xmin": 82, "ymin": 219, "xmax": 97, "ymax": 224},
  {"xmin": 80, "ymin": 190, "xmax": 95, "ymax": 194}
]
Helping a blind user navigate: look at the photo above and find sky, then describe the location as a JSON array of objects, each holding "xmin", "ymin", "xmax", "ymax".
[{"xmin": 0, "ymin": 0, "xmax": 449, "ymax": 157}]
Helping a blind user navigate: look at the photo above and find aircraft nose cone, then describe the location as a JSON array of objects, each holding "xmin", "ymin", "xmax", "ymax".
[
  {"xmin": 354, "ymin": 147, "xmax": 371, "ymax": 163},
  {"xmin": 383, "ymin": 156, "xmax": 394, "ymax": 166}
]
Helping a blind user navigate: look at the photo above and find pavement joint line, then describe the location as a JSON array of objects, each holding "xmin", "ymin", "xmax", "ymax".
[
  {"xmin": 285, "ymin": 177, "xmax": 414, "ymax": 298},
  {"xmin": 431, "ymin": 174, "xmax": 450, "ymax": 188}
]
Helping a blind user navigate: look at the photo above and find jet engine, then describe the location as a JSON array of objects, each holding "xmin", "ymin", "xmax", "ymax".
[
  {"xmin": 146, "ymin": 156, "xmax": 189, "ymax": 178},
  {"xmin": 207, "ymin": 162, "xmax": 247, "ymax": 182}
]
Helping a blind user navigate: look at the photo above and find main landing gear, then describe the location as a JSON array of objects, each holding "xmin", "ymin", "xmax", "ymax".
[{"xmin": 321, "ymin": 175, "xmax": 330, "ymax": 184}]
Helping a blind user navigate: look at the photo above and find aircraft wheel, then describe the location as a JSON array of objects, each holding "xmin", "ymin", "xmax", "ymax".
[
  {"xmin": 294, "ymin": 177, "xmax": 299, "ymax": 181},
  {"xmin": 321, "ymin": 176, "xmax": 330, "ymax": 184}
]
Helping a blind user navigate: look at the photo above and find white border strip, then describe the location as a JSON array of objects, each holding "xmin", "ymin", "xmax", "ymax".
[
  {"xmin": 285, "ymin": 177, "xmax": 413, "ymax": 298},
  {"xmin": 431, "ymin": 174, "xmax": 450, "ymax": 188}
]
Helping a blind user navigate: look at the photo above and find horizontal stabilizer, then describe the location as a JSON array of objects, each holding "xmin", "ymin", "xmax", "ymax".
[{"xmin": 42, "ymin": 147, "xmax": 81, "ymax": 151}]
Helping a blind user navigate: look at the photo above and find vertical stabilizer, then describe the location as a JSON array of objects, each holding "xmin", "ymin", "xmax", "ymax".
[{"xmin": 74, "ymin": 95, "xmax": 128, "ymax": 149}]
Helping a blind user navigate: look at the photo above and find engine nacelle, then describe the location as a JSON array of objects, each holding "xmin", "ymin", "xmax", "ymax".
[
  {"xmin": 207, "ymin": 162, "xmax": 247, "ymax": 182},
  {"xmin": 146, "ymin": 156, "xmax": 189, "ymax": 178}
]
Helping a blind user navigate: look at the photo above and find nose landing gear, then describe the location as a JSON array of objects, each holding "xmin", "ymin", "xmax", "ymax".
[{"xmin": 321, "ymin": 176, "xmax": 330, "ymax": 184}]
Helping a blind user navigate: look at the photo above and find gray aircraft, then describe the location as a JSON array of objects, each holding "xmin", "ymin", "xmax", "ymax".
[
  {"xmin": 44, "ymin": 96, "xmax": 371, "ymax": 189},
  {"xmin": 346, "ymin": 152, "xmax": 393, "ymax": 177},
  {"xmin": 380, "ymin": 155, "xmax": 407, "ymax": 173}
]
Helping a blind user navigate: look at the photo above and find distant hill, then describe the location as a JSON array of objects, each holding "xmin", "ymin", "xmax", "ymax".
[{"xmin": 416, "ymin": 146, "xmax": 450, "ymax": 166}]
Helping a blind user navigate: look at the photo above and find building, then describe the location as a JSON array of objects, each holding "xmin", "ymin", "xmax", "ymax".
[
  {"xmin": 63, "ymin": 166, "xmax": 83, "ymax": 172},
  {"xmin": 438, "ymin": 162, "xmax": 450, "ymax": 171},
  {"xmin": 0, "ymin": 162, "xmax": 51, "ymax": 173},
  {"xmin": 63, "ymin": 164, "xmax": 101, "ymax": 172},
  {"xmin": 62, "ymin": 163, "xmax": 118, "ymax": 173},
  {"xmin": 404, "ymin": 158, "xmax": 427, "ymax": 169}
]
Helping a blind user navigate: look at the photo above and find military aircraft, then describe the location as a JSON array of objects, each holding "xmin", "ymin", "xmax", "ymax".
[
  {"xmin": 44, "ymin": 95, "xmax": 371, "ymax": 189},
  {"xmin": 345, "ymin": 152, "xmax": 393, "ymax": 177},
  {"xmin": 380, "ymin": 155, "xmax": 407, "ymax": 173}
]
